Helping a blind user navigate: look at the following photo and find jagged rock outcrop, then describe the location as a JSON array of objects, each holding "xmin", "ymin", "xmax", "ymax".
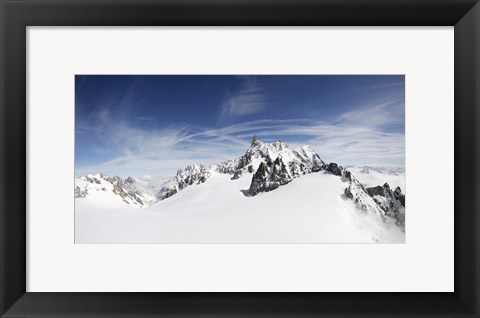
[
  {"xmin": 394, "ymin": 187, "xmax": 406, "ymax": 207},
  {"xmin": 216, "ymin": 137, "xmax": 325, "ymax": 179},
  {"xmin": 240, "ymin": 138, "xmax": 326, "ymax": 195},
  {"xmin": 249, "ymin": 162, "xmax": 275, "ymax": 195},
  {"xmin": 326, "ymin": 162, "xmax": 343, "ymax": 176},
  {"xmin": 249, "ymin": 157, "xmax": 293, "ymax": 196},
  {"xmin": 162, "ymin": 187, "xmax": 178, "ymax": 199},
  {"xmin": 342, "ymin": 171, "xmax": 406, "ymax": 229},
  {"xmin": 366, "ymin": 183, "xmax": 405, "ymax": 228},
  {"xmin": 271, "ymin": 157, "xmax": 291, "ymax": 185},
  {"xmin": 342, "ymin": 170, "xmax": 385, "ymax": 216},
  {"xmin": 159, "ymin": 136, "xmax": 322, "ymax": 197}
]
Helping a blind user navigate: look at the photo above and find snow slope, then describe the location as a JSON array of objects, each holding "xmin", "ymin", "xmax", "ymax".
[{"xmin": 75, "ymin": 171, "xmax": 405, "ymax": 243}]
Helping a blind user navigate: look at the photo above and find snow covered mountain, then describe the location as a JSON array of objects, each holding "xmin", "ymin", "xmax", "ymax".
[
  {"xmin": 156, "ymin": 163, "xmax": 211, "ymax": 200},
  {"xmin": 75, "ymin": 136, "xmax": 406, "ymax": 243},
  {"xmin": 156, "ymin": 136, "xmax": 326, "ymax": 199},
  {"xmin": 75, "ymin": 174, "xmax": 156, "ymax": 208}
]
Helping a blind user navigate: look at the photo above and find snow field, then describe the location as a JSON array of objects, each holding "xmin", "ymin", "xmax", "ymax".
[{"xmin": 75, "ymin": 171, "xmax": 405, "ymax": 243}]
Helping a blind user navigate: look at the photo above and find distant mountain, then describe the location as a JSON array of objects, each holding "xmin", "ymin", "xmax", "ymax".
[
  {"xmin": 345, "ymin": 165, "xmax": 405, "ymax": 175},
  {"xmin": 344, "ymin": 165, "xmax": 406, "ymax": 191},
  {"xmin": 75, "ymin": 173, "xmax": 156, "ymax": 208},
  {"xmin": 75, "ymin": 136, "xmax": 406, "ymax": 231},
  {"xmin": 156, "ymin": 163, "xmax": 211, "ymax": 200},
  {"xmin": 157, "ymin": 136, "xmax": 326, "ymax": 198}
]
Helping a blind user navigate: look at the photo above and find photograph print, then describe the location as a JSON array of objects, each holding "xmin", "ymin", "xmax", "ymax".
[{"xmin": 75, "ymin": 75, "xmax": 405, "ymax": 243}]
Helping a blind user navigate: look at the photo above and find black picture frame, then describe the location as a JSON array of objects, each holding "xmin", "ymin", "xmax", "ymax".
[{"xmin": 1, "ymin": 0, "xmax": 479, "ymax": 317}]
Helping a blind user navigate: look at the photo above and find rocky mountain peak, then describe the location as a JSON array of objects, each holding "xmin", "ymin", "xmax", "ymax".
[
  {"xmin": 155, "ymin": 138, "xmax": 327, "ymax": 200},
  {"xmin": 325, "ymin": 162, "xmax": 343, "ymax": 176},
  {"xmin": 362, "ymin": 182, "xmax": 405, "ymax": 228},
  {"xmin": 251, "ymin": 134, "xmax": 259, "ymax": 147},
  {"xmin": 75, "ymin": 136, "xmax": 406, "ymax": 233},
  {"xmin": 249, "ymin": 156, "xmax": 293, "ymax": 196}
]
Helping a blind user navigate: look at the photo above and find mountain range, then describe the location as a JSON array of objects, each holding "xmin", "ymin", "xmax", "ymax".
[{"xmin": 75, "ymin": 136, "xmax": 405, "ymax": 231}]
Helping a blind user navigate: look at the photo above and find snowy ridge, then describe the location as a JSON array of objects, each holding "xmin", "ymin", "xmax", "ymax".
[
  {"xmin": 342, "ymin": 171, "xmax": 387, "ymax": 219},
  {"xmin": 75, "ymin": 173, "xmax": 156, "ymax": 208},
  {"xmin": 156, "ymin": 163, "xmax": 211, "ymax": 200},
  {"xmin": 75, "ymin": 136, "xmax": 406, "ymax": 234},
  {"xmin": 156, "ymin": 136, "xmax": 327, "ymax": 199}
]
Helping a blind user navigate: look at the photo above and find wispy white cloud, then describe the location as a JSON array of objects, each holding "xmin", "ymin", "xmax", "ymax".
[
  {"xmin": 338, "ymin": 98, "xmax": 404, "ymax": 128},
  {"xmin": 220, "ymin": 76, "xmax": 268, "ymax": 119},
  {"xmin": 76, "ymin": 89, "xmax": 405, "ymax": 177}
]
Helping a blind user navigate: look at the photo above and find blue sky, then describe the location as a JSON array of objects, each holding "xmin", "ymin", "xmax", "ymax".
[{"xmin": 75, "ymin": 75, "xmax": 405, "ymax": 177}]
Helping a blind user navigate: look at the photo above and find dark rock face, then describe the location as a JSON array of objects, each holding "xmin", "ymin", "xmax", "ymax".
[
  {"xmin": 211, "ymin": 137, "xmax": 326, "ymax": 196},
  {"xmin": 366, "ymin": 183, "xmax": 405, "ymax": 228},
  {"xmin": 249, "ymin": 162, "xmax": 269, "ymax": 196},
  {"xmin": 366, "ymin": 185, "xmax": 385, "ymax": 197},
  {"xmin": 162, "ymin": 187, "xmax": 178, "ymax": 199},
  {"xmin": 272, "ymin": 157, "xmax": 291, "ymax": 185},
  {"xmin": 84, "ymin": 176, "xmax": 96, "ymax": 184},
  {"xmin": 249, "ymin": 157, "xmax": 292, "ymax": 196},
  {"xmin": 326, "ymin": 162, "xmax": 343, "ymax": 176},
  {"xmin": 343, "ymin": 187, "xmax": 354, "ymax": 199},
  {"xmin": 231, "ymin": 169, "xmax": 243, "ymax": 180},
  {"xmin": 343, "ymin": 170, "xmax": 352, "ymax": 181},
  {"xmin": 393, "ymin": 187, "xmax": 405, "ymax": 207},
  {"xmin": 288, "ymin": 161, "xmax": 307, "ymax": 177}
]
